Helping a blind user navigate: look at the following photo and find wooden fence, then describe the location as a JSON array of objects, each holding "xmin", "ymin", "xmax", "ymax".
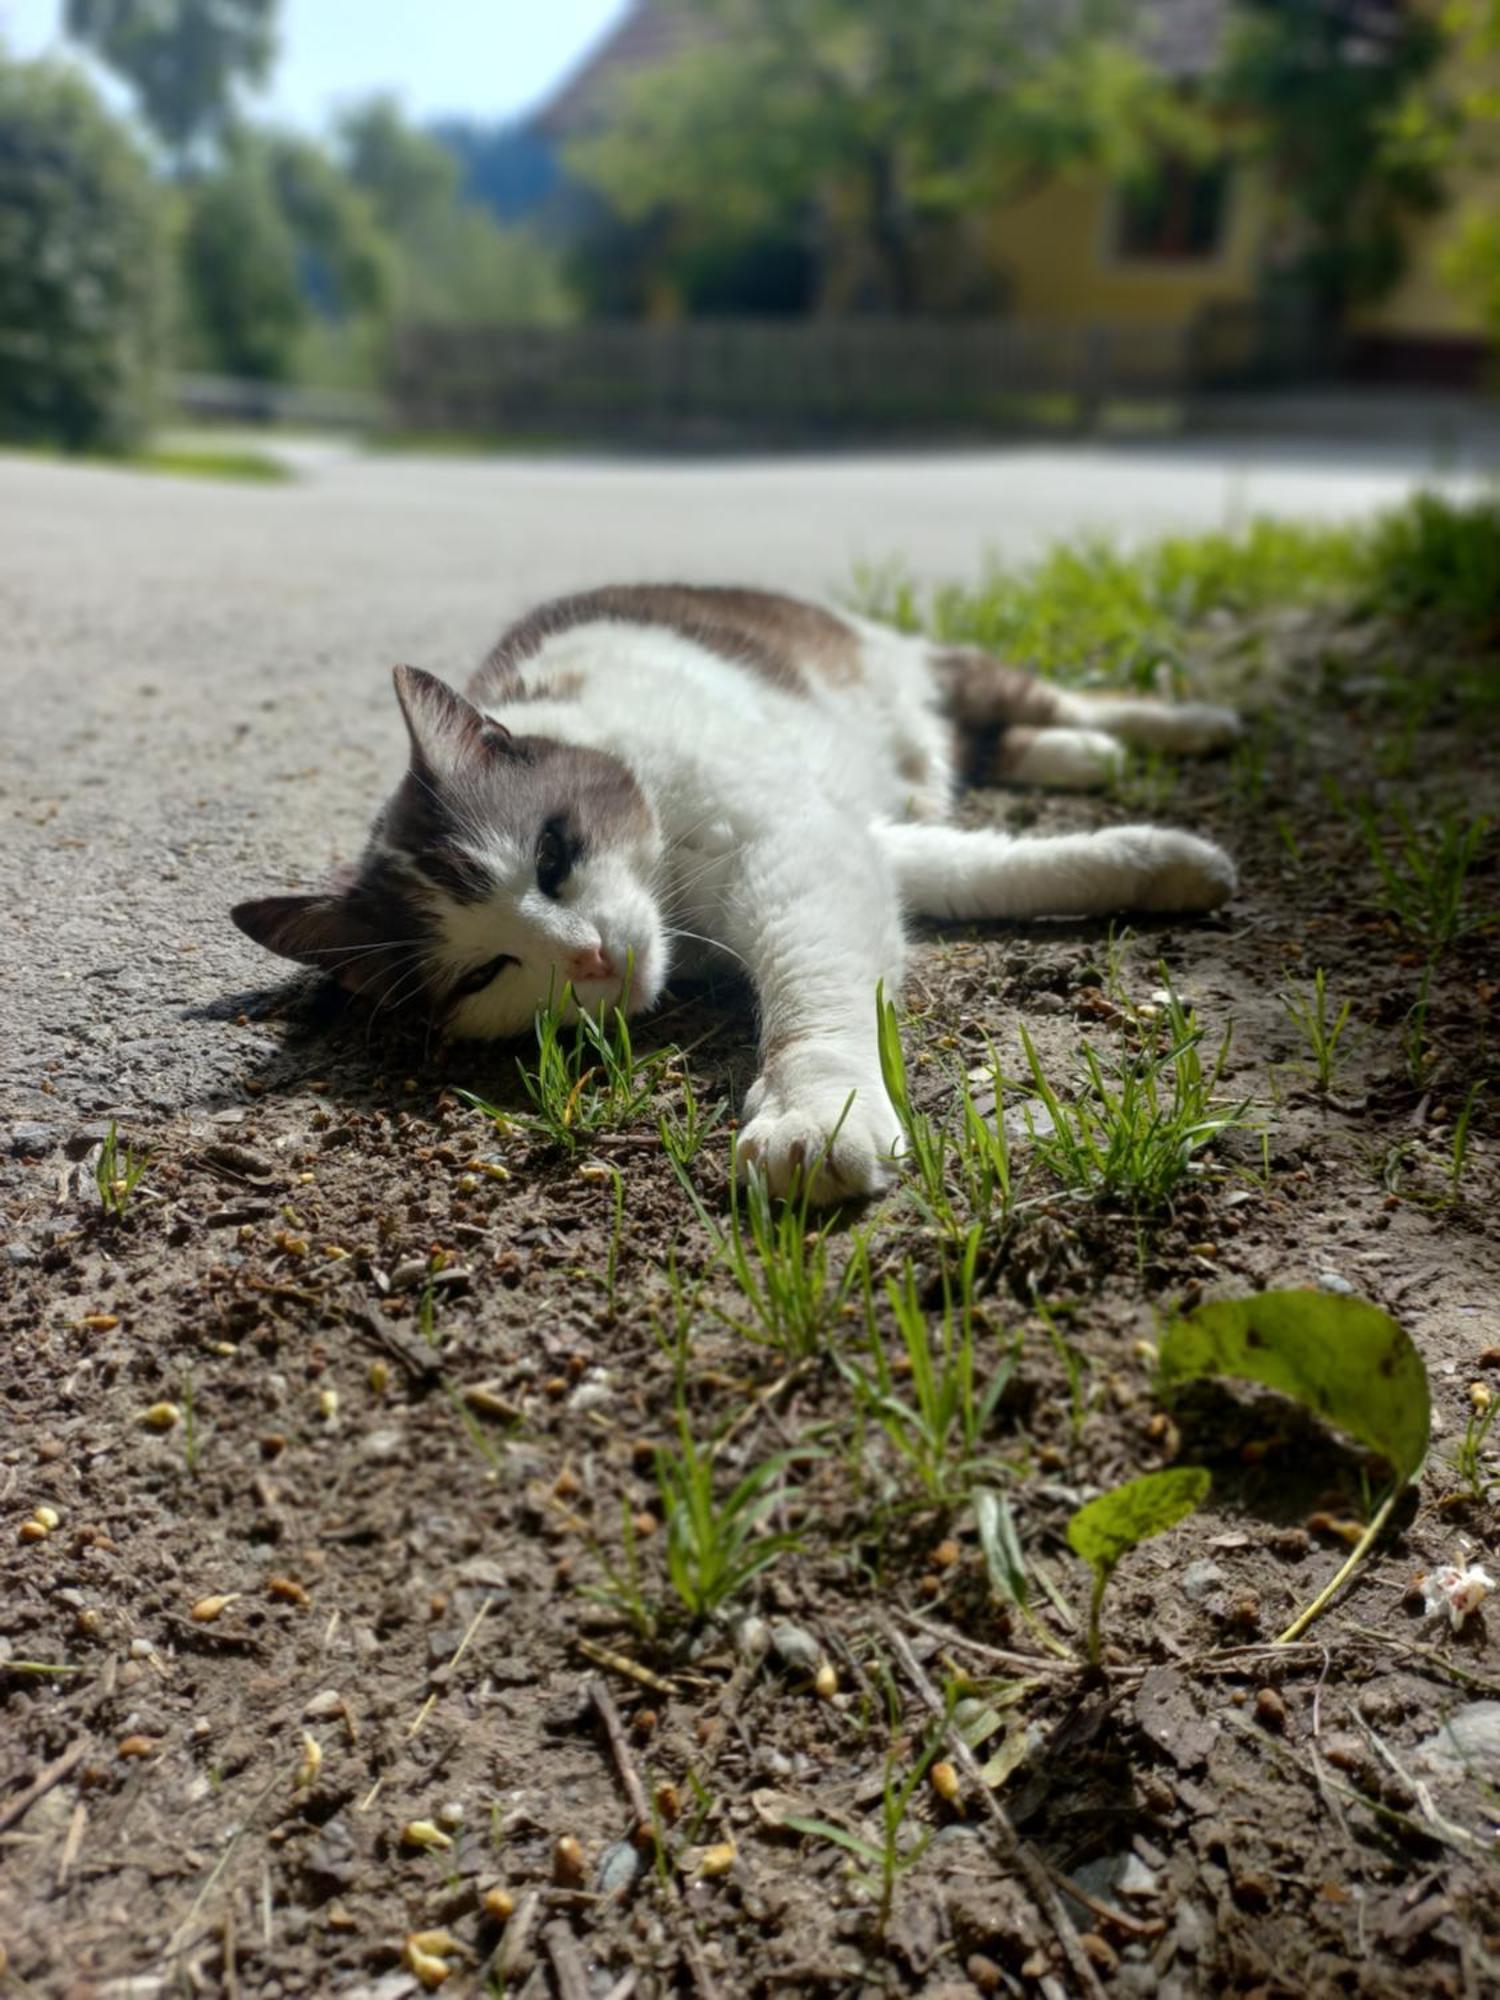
[{"xmin": 392, "ymin": 317, "xmax": 1203, "ymax": 440}]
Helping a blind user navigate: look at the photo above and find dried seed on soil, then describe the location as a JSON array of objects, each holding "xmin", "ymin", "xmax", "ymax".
[
  {"xmin": 553, "ymin": 1835, "xmax": 585, "ymax": 1886},
  {"xmin": 140, "ymin": 1402, "xmax": 180, "ymax": 1431},
  {"xmin": 191, "ymin": 1594, "xmax": 239, "ymax": 1622},
  {"xmin": 401, "ymin": 1820, "xmax": 453, "ymax": 1852}
]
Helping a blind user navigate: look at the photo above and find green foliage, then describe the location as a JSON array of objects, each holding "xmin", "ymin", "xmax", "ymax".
[
  {"xmin": 1363, "ymin": 493, "xmax": 1500, "ymax": 637},
  {"xmin": 95, "ymin": 1120, "xmax": 152, "ymax": 1221},
  {"xmin": 338, "ymin": 95, "xmax": 572, "ymax": 334},
  {"xmin": 65, "ymin": 0, "xmax": 276, "ymax": 155},
  {"xmin": 1278, "ymin": 968, "xmax": 1354, "ymax": 1095},
  {"xmin": 1158, "ymin": 1290, "xmax": 1431, "ymax": 1486},
  {"xmin": 0, "ymin": 57, "xmax": 168, "ymax": 449},
  {"xmin": 180, "ymin": 130, "xmax": 393, "ymax": 381},
  {"xmin": 717, "ymin": 1158, "xmax": 866, "ymax": 1359},
  {"xmin": 567, "ymin": 0, "xmax": 1196, "ymax": 314},
  {"xmin": 1219, "ymin": 0, "xmax": 1444, "ymax": 322},
  {"xmin": 855, "ymin": 518, "xmax": 1363, "ymax": 689},
  {"xmin": 784, "ymin": 1708, "xmax": 948, "ymax": 1932},
  {"xmin": 655, "ymin": 1415, "xmax": 807, "ymax": 1625},
  {"xmin": 1355, "ymin": 798, "xmax": 1494, "ymax": 958},
  {"xmin": 877, "ymin": 985, "xmax": 1016, "ymax": 1241},
  {"xmin": 1068, "ymin": 1466, "xmax": 1210, "ymax": 1664},
  {"xmin": 1015, "ymin": 986, "xmax": 1252, "ymax": 1211},
  {"xmin": 842, "ymin": 1230, "xmax": 1018, "ymax": 1509},
  {"xmin": 179, "ymin": 141, "xmax": 304, "ymax": 379},
  {"xmin": 459, "ymin": 984, "xmax": 673, "ymax": 1151}
]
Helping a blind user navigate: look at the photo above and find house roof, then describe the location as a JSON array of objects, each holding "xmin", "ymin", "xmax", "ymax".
[
  {"xmin": 532, "ymin": 0, "xmax": 1411, "ymax": 139},
  {"xmin": 534, "ymin": 4, "xmax": 718, "ymax": 140}
]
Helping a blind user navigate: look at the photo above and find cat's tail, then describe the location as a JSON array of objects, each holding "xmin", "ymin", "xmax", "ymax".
[
  {"xmin": 876, "ymin": 821, "xmax": 1236, "ymax": 920},
  {"xmin": 928, "ymin": 644, "xmax": 1239, "ymax": 790}
]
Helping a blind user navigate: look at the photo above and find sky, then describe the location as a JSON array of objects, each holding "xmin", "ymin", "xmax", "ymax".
[{"xmin": 0, "ymin": 0, "xmax": 627, "ymax": 130}]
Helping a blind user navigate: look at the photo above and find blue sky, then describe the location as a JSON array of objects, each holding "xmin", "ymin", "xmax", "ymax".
[{"xmin": 1, "ymin": 0, "xmax": 626, "ymax": 129}]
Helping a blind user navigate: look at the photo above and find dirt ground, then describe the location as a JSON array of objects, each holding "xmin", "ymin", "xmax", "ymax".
[{"xmin": 3, "ymin": 571, "xmax": 1499, "ymax": 1998}]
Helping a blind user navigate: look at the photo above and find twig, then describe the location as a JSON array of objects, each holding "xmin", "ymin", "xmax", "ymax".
[
  {"xmin": 878, "ymin": 1615, "xmax": 1106, "ymax": 2000},
  {"xmin": 544, "ymin": 1921, "xmax": 593, "ymax": 2000},
  {"xmin": 895, "ymin": 1608, "xmax": 1074, "ymax": 1677},
  {"xmin": 591, "ymin": 1679, "xmax": 651, "ymax": 1831},
  {"xmin": 1343, "ymin": 1620, "xmax": 1500, "ymax": 1698},
  {"xmin": 56, "ymin": 1800, "xmax": 87, "ymax": 1889},
  {"xmin": 590, "ymin": 1677, "xmax": 720, "ymax": 2000},
  {"xmin": 1052, "ymin": 1871, "xmax": 1166, "ymax": 1941},
  {"xmin": 489, "ymin": 1888, "xmax": 540, "ymax": 1985},
  {"xmin": 1276, "ymin": 1486, "xmax": 1400, "ymax": 1644},
  {"xmin": 408, "ymin": 1593, "xmax": 496, "ymax": 1738},
  {"xmin": 0, "ymin": 1737, "xmax": 90, "ymax": 1835}
]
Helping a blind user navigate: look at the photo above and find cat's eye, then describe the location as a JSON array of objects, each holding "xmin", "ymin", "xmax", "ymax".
[
  {"xmin": 536, "ymin": 819, "xmax": 574, "ymax": 900},
  {"xmin": 451, "ymin": 953, "xmax": 517, "ymax": 999}
]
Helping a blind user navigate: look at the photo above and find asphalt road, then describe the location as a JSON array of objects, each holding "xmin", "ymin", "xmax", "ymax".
[{"xmin": 0, "ymin": 436, "xmax": 1484, "ymax": 1135}]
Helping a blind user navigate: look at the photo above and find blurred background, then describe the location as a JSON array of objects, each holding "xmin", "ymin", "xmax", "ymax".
[{"xmin": 3, "ymin": 0, "xmax": 1499, "ymax": 458}]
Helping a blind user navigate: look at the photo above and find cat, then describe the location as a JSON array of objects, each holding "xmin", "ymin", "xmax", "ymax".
[{"xmin": 232, "ymin": 585, "xmax": 1239, "ymax": 1204}]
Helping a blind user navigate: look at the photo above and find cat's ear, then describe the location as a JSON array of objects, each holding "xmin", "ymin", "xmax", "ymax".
[
  {"xmin": 393, "ymin": 666, "xmax": 511, "ymax": 778},
  {"xmin": 232, "ymin": 893, "xmax": 381, "ymax": 989}
]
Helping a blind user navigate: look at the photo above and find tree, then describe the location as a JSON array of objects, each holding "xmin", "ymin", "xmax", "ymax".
[
  {"xmin": 1386, "ymin": 0, "xmax": 1500, "ymax": 351},
  {"xmin": 563, "ymin": 0, "xmax": 1197, "ymax": 313},
  {"xmin": 179, "ymin": 130, "xmax": 393, "ymax": 380},
  {"xmin": 0, "ymin": 55, "xmax": 167, "ymax": 447},
  {"xmin": 179, "ymin": 136, "xmax": 302, "ymax": 378},
  {"xmin": 338, "ymin": 97, "xmax": 572, "ymax": 327},
  {"xmin": 1219, "ymin": 0, "xmax": 1445, "ymax": 337},
  {"xmin": 339, "ymin": 96, "xmax": 461, "ymax": 237},
  {"xmin": 65, "ymin": 0, "xmax": 277, "ymax": 156}
]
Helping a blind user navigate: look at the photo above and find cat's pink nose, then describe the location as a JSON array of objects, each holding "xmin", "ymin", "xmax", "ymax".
[{"xmin": 567, "ymin": 945, "xmax": 615, "ymax": 985}]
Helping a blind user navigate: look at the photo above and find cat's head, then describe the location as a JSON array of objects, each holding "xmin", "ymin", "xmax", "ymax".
[{"xmin": 232, "ymin": 666, "xmax": 667, "ymax": 1038}]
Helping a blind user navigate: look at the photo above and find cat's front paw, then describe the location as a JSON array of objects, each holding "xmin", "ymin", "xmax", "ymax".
[
  {"xmin": 1121, "ymin": 828, "xmax": 1238, "ymax": 914},
  {"xmin": 737, "ymin": 1079, "xmax": 901, "ymax": 1206}
]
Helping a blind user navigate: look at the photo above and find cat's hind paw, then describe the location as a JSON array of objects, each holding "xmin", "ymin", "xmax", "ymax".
[
  {"xmin": 1119, "ymin": 827, "xmax": 1238, "ymax": 914},
  {"xmin": 737, "ymin": 1081, "xmax": 901, "ymax": 1206}
]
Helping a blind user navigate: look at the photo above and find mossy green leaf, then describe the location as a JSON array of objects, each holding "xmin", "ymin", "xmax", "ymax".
[
  {"xmin": 1157, "ymin": 1289, "xmax": 1429, "ymax": 1485},
  {"xmin": 1066, "ymin": 1466, "xmax": 1211, "ymax": 1573}
]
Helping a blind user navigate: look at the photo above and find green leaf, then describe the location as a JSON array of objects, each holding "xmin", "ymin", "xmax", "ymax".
[
  {"xmin": 1156, "ymin": 1289, "xmax": 1429, "ymax": 1485},
  {"xmin": 1066, "ymin": 1466, "xmax": 1211, "ymax": 1574},
  {"xmin": 975, "ymin": 1488, "xmax": 1030, "ymax": 1612},
  {"xmin": 780, "ymin": 1817, "xmax": 886, "ymax": 1870}
]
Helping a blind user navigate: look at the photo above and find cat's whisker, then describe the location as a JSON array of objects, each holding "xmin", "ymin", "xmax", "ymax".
[{"xmin": 666, "ymin": 925, "xmax": 749, "ymax": 973}]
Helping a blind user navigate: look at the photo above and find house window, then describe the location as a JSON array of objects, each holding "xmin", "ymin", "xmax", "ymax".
[{"xmin": 1115, "ymin": 159, "xmax": 1229, "ymax": 263}]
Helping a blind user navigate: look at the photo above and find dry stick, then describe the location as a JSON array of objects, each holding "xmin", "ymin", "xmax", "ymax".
[
  {"xmin": 544, "ymin": 1920, "xmax": 593, "ymax": 2000},
  {"xmin": 1343, "ymin": 1619, "xmax": 1500, "ymax": 1699},
  {"xmin": 0, "ymin": 1737, "xmax": 89, "ymax": 1835},
  {"xmin": 590, "ymin": 1678, "xmax": 651, "ymax": 1830},
  {"xmin": 590, "ymin": 1677, "xmax": 720, "ymax": 2000},
  {"xmin": 878, "ymin": 1617, "xmax": 1106, "ymax": 2000},
  {"xmin": 895, "ymin": 1607, "xmax": 1074, "ymax": 1678},
  {"xmin": 1276, "ymin": 1486, "xmax": 1401, "ymax": 1645},
  {"xmin": 408, "ymin": 1592, "xmax": 496, "ymax": 1739},
  {"xmin": 56, "ymin": 1799, "xmax": 87, "ymax": 1889}
]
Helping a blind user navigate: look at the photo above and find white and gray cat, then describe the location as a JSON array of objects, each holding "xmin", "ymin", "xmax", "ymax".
[{"xmin": 233, "ymin": 586, "xmax": 1238, "ymax": 1203}]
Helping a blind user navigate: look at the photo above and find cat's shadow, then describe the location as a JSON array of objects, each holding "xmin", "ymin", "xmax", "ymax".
[{"xmin": 182, "ymin": 970, "xmax": 756, "ymax": 1122}]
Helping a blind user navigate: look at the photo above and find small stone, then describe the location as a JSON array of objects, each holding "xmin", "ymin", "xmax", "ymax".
[
  {"xmin": 8, "ymin": 1122, "xmax": 57, "ymax": 1157},
  {"xmin": 1180, "ymin": 1560, "xmax": 1226, "ymax": 1602},
  {"xmin": 770, "ymin": 1621, "xmax": 822, "ymax": 1673},
  {"xmin": 735, "ymin": 1614, "xmax": 771, "ymax": 1661},
  {"xmin": 597, "ymin": 1839, "xmax": 644, "ymax": 1896},
  {"xmin": 1316, "ymin": 1271, "xmax": 1355, "ymax": 1296}
]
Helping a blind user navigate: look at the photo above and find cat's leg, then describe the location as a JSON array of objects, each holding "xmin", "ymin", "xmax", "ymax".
[
  {"xmin": 875, "ymin": 821, "xmax": 1236, "ymax": 920},
  {"xmin": 929, "ymin": 645, "xmax": 1239, "ymax": 789},
  {"xmin": 724, "ymin": 821, "xmax": 905, "ymax": 1205}
]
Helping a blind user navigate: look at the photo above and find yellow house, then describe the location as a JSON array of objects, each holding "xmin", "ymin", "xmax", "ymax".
[{"xmin": 536, "ymin": 0, "xmax": 1490, "ymax": 386}]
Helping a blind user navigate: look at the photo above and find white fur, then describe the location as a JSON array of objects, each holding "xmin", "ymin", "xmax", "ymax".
[{"xmin": 424, "ymin": 610, "xmax": 1238, "ymax": 1205}]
